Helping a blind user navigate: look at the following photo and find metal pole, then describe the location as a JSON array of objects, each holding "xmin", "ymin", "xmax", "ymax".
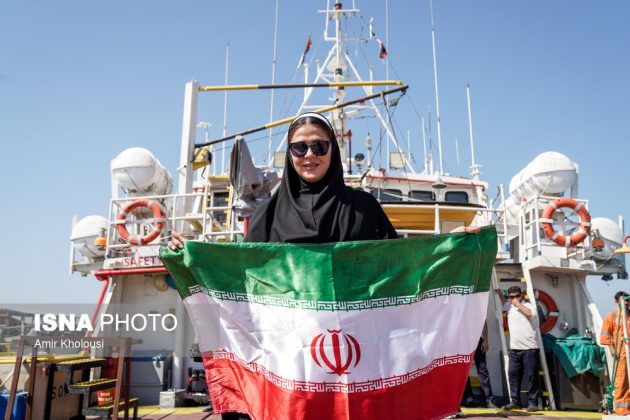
[
  {"xmin": 429, "ymin": 0, "xmax": 444, "ymax": 175},
  {"xmin": 385, "ymin": 0, "xmax": 389, "ymax": 81},
  {"xmin": 499, "ymin": 184, "xmax": 509, "ymax": 250},
  {"xmin": 467, "ymin": 84, "xmax": 481, "ymax": 179},
  {"xmin": 421, "ymin": 117, "xmax": 428, "ymax": 174},
  {"xmin": 491, "ymin": 269, "xmax": 512, "ymax": 399},
  {"xmin": 199, "ymin": 80, "xmax": 404, "ymax": 91},
  {"xmin": 178, "ymin": 80, "xmax": 198, "ymax": 233},
  {"xmin": 522, "ymin": 262, "xmax": 557, "ymax": 410},
  {"xmin": 267, "ymin": 0, "xmax": 280, "ymax": 164},
  {"xmin": 621, "ymin": 297, "xmax": 630, "ymax": 389},
  {"xmin": 407, "ymin": 129, "xmax": 411, "ymax": 169},
  {"xmin": 221, "ymin": 44, "xmax": 229, "ymax": 174}
]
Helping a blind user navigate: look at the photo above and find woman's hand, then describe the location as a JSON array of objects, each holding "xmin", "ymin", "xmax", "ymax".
[
  {"xmin": 168, "ymin": 231, "xmax": 186, "ymax": 251},
  {"xmin": 450, "ymin": 226, "xmax": 481, "ymax": 234}
]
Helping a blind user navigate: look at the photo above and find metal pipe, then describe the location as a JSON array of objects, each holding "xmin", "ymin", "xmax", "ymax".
[
  {"xmin": 429, "ymin": 0, "xmax": 444, "ymax": 175},
  {"xmin": 467, "ymin": 84, "xmax": 481, "ymax": 180},
  {"xmin": 221, "ymin": 44, "xmax": 230, "ymax": 174},
  {"xmin": 94, "ymin": 267, "xmax": 168, "ymax": 280},
  {"xmin": 86, "ymin": 276, "xmax": 111, "ymax": 338},
  {"xmin": 199, "ymin": 80, "xmax": 403, "ymax": 91},
  {"xmin": 267, "ymin": 0, "xmax": 280, "ymax": 164}
]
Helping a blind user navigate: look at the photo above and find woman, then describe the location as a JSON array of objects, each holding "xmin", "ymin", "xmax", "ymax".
[
  {"xmin": 169, "ymin": 112, "xmax": 396, "ymax": 419},
  {"xmin": 245, "ymin": 111, "xmax": 398, "ymax": 242},
  {"xmin": 167, "ymin": 113, "xmax": 477, "ymax": 419},
  {"xmin": 169, "ymin": 111, "xmax": 397, "ymax": 250}
]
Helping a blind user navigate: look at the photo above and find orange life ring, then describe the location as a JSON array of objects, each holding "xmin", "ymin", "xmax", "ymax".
[
  {"xmin": 541, "ymin": 198, "xmax": 591, "ymax": 247},
  {"xmin": 501, "ymin": 289, "xmax": 559, "ymax": 334},
  {"xmin": 535, "ymin": 289, "xmax": 559, "ymax": 334},
  {"xmin": 116, "ymin": 199, "xmax": 165, "ymax": 245}
]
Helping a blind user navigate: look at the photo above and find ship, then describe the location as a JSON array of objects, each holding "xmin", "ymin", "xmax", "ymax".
[{"xmin": 2, "ymin": 1, "xmax": 628, "ymax": 419}]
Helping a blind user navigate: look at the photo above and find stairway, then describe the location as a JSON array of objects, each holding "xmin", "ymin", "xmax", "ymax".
[{"xmin": 5, "ymin": 336, "xmax": 140, "ymax": 420}]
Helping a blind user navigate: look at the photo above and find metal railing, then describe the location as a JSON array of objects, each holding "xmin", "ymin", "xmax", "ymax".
[
  {"xmin": 518, "ymin": 194, "xmax": 590, "ymax": 262},
  {"xmin": 105, "ymin": 190, "xmax": 244, "ymax": 256}
]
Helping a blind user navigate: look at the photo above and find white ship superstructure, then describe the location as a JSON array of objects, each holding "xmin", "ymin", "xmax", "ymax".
[{"xmin": 63, "ymin": 0, "xmax": 627, "ymax": 413}]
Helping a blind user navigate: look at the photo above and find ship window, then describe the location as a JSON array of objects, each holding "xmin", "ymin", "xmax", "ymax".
[
  {"xmin": 445, "ymin": 191, "xmax": 469, "ymax": 203},
  {"xmin": 409, "ymin": 190, "xmax": 435, "ymax": 202},
  {"xmin": 372, "ymin": 189, "xmax": 404, "ymax": 202}
]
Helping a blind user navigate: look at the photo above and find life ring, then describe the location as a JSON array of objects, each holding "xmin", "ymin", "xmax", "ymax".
[
  {"xmin": 116, "ymin": 199, "xmax": 165, "ymax": 245},
  {"xmin": 501, "ymin": 289, "xmax": 559, "ymax": 334},
  {"xmin": 535, "ymin": 289, "xmax": 559, "ymax": 334},
  {"xmin": 541, "ymin": 198, "xmax": 591, "ymax": 247}
]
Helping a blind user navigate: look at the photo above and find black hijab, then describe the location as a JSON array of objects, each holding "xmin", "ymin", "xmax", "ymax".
[{"xmin": 245, "ymin": 112, "xmax": 397, "ymax": 243}]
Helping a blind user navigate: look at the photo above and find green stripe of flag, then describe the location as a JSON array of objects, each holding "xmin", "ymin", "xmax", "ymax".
[{"xmin": 161, "ymin": 226, "xmax": 497, "ymax": 303}]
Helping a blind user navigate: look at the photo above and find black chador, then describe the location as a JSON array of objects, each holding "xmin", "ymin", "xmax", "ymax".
[{"xmin": 245, "ymin": 114, "xmax": 397, "ymax": 243}]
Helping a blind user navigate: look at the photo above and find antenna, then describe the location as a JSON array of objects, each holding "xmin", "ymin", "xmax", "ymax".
[
  {"xmin": 385, "ymin": 0, "xmax": 389, "ymax": 80},
  {"xmin": 467, "ymin": 83, "xmax": 481, "ymax": 179},
  {"xmin": 455, "ymin": 137, "xmax": 460, "ymax": 174},
  {"xmin": 421, "ymin": 117, "xmax": 428, "ymax": 174},
  {"xmin": 267, "ymin": 0, "xmax": 280, "ymax": 164},
  {"xmin": 429, "ymin": 0, "xmax": 444, "ymax": 175},
  {"xmin": 426, "ymin": 107, "xmax": 435, "ymax": 175},
  {"xmin": 407, "ymin": 129, "xmax": 411, "ymax": 168}
]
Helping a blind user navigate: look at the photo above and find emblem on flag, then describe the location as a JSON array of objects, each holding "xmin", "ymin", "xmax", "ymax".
[{"xmin": 310, "ymin": 329, "xmax": 361, "ymax": 376}]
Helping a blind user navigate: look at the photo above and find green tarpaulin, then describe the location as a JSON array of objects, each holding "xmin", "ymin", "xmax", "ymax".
[{"xmin": 542, "ymin": 334, "xmax": 606, "ymax": 378}]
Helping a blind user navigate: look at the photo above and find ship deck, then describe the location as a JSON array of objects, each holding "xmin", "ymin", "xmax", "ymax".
[{"xmin": 125, "ymin": 406, "xmax": 603, "ymax": 419}]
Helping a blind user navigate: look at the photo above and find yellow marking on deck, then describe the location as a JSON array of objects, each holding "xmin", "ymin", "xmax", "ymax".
[
  {"xmin": 461, "ymin": 407, "xmax": 602, "ymax": 418},
  {"xmin": 138, "ymin": 405, "xmax": 212, "ymax": 415},
  {"xmin": 90, "ymin": 397, "xmax": 139, "ymax": 409},
  {"xmin": 0, "ymin": 353, "xmax": 87, "ymax": 364},
  {"xmin": 72, "ymin": 378, "xmax": 116, "ymax": 387},
  {"xmin": 57, "ymin": 357, "xmax": 105, "ymax": 365},
  {"xmin": 136, "ymin": 406, "xmax": 163, "ymax": 416}
]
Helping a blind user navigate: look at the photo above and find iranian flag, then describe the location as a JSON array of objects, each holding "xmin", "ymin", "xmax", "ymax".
[{"xmin": 161, "ymin": 227, "xmax": 497, "ymax": 419}]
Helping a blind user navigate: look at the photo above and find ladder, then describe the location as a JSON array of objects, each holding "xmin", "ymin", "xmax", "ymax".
[
  {"xmin": 490, "ymin": 267, "xmax": 511, "ymax": 398},
  {"xmin": 521, "ymin": 261, "xmax": 557, "ymax": 410}
]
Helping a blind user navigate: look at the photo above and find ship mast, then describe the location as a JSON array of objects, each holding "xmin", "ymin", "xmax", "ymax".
[{"xmin": 266, "ymin": 1, "xmax": 415, "ymax": 174}]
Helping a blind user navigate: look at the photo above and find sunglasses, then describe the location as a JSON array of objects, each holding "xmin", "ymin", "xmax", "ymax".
[
  {"xmin": 508, "ymin": 294, "xmax": 521, "ymax": 299},
  {"xmin": 289, "ymin": 140, "xmax": 331, "ymax": 157}
]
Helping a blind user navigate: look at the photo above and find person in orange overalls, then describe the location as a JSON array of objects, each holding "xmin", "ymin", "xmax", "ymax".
[{"xmin": 601, "ymin": 291, "xmax": 630, "ymax": 415}]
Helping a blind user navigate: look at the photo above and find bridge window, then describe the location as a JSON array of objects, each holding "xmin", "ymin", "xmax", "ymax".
[
  {"xmin": 409, "ymin": 190, "xmax": 435, "ymax": 202},
  {"xmin": 371, "ymin": 189, "xmax": 404, "ymax": 202},
  {"xmin": 445, "ymin": 191, "xmax": 469, "ymax": 203}
]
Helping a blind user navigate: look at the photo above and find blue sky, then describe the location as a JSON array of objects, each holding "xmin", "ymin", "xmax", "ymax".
[{"xmin": 0, "ymin": 1, "xmax": 628, "ymax": 314}]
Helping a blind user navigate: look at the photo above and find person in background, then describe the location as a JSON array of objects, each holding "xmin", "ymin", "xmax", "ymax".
[
  {"xmin": 600, "ymin": 291, "xmax": 630, "ymax": 416},
  {"xmin": 496, "ymin": 286, "xmax": 540, "ymax": 412},
  {"xmin": 462, "ymin": 321, "xmax": 497, "ymax": 409}
]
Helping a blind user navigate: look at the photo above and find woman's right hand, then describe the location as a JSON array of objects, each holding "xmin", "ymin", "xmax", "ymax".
[{"xmin": 168, "ymin": 231, "xmax": 186, "ymax": 251}]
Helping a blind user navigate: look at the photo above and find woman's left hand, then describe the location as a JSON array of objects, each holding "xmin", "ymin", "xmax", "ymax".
[
  {"xmin": 450, "ymin": 226, "xmax": 481, "ymax": 234},
  {"xmin": 168, "ymin": 231, "xmax": 187, "ymax": 251}
]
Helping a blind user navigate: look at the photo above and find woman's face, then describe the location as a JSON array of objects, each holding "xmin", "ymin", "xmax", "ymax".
[{"xmin": 289, "ymin": 123, "xmax": 332, "ymax": 183}]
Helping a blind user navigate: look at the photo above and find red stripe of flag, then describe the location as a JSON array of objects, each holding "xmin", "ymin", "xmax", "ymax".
[{"xmin": 202, "ymin": 351, "xmax": 473, "ymax": 420}]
